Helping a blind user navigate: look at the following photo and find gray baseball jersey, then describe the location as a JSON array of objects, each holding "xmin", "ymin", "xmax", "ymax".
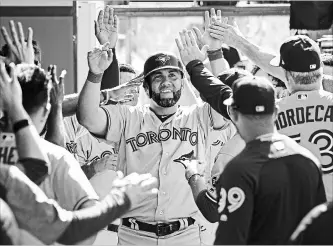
[{"xmin": 100, "ymin": 102, "xmax": 233, "ymax": 223}]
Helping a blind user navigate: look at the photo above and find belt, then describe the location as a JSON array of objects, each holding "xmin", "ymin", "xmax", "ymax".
[
  {"xmin": 122, "ymin": 217, "xmax": 195, "ymax": 237},
  {"xmin": 107, "ymin": 224, "xmax": 119, "ymax": 232}
]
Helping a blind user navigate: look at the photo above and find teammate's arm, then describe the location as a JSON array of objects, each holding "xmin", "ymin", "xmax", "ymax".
[
  {"xmin": 214, "ymin": 163, "xmax": 254, "ymax": 245},
  {"xmin": 1, "ymin": 164, "xmax": 157, "ymax": 245},
  {"xmin": 176, "ymin": 29, "xmax": 232, "ymax": 121},
  {"xmin": 208, "ymin": 20, "xmax": 287, "ymax": 83},
  {"xmin": 192, "ymin": 9, "xmax": 230, "ymax": 77},
  {"xmin": 45, "ymin": 65, "xmax": 66, "ymax": 148},
  {"xmin": 188, "ymin": 175, "xmax": 220, "ymax": 223},
  {"xmin": 186, "ymin": 60, "xmax": 232, "ymax": 120}
]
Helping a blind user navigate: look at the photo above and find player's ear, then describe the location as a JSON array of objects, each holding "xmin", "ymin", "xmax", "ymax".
[
  {"xmin": 228, "ymin": 106, "xmax": 238, "ymax": 122},
  {"xmin": 273, "ymin": 105, "xmax": 279, "ymax": 120}
]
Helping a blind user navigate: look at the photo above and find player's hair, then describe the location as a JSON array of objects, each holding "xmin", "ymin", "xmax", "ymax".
[
  {"xmin": 0, "ymin": 40, "xmax": 41, "ymax": 66},
  {"xmin": 242, "ymin": 113, "xmax": 275, "ymax": 126},
  {"xmin": 287, "ymin": 68, "xmax": 323, "ymax": 85},
  {"xmin": 251, "ymin": 65, "xmax": 286, "ymax": 88},
  {"xmin": 119, "ymin": 63, "xmax": 136, "ymax": 74},
  {"xmin": 222, "ymin": 46, "xmax": 241, "ymax": 68},
  {"xmin": 16, "ymin": 64, "xmax": 51, "ymax": 114},
  {"xmin": 217, "ymin": 68, "xmax": 252, "ymax": 88},
  {"xmin": 321, "ymin": 53, "xmax": 333, "ymax": 67}
]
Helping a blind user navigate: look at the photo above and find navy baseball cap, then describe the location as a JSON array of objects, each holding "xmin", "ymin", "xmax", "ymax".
[
  {"xmin": 224, "ymin": 76, "xmax": 276, "ymax": 115},
  {"xmin": 144, "ymin": 53, "xmax": 184, "ymax": 78},
  {"xmin": 270, "ymin": 35, "xmax": 322, "ymax": 72}
]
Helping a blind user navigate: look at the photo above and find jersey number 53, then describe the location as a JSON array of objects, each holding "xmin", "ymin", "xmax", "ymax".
[{"xmin": 290, "ymin": 129, "xmax": 333, "ymax": 174}]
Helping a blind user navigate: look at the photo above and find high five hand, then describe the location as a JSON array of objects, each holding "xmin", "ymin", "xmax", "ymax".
[
  {"xmin": 95, "ymin": 5, "xmax": 119, "ymax": 47},
  {"xmin": 175, "ymin": 29, "xmax": 208, "ymax": 66},
  {"xmin": 87, "ymin": 42, "xmax": 113, "ymax": 75}
]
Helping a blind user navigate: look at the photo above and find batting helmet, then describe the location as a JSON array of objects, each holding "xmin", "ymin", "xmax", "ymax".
[{"xmin": 143, "ymin": 53, "xmax": 184, "ymax": 97}]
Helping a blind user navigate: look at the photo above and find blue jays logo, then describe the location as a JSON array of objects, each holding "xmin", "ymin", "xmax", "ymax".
[
  {"xmin": 155, "ymin": 55, "xmax": 170, "ymax": 65},
  {"xmin": 66, "ymin": 141, "xmax": 77, "ymax": 154}
]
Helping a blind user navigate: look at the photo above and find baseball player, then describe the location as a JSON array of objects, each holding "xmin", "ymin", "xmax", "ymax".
[
  {"xmin": 0, "ymin": 49, "xmax": 99, "ymax": 246},
  {"xmin": 290, "ymin": 201, "xmax": 333, "ymax": 245},
  {"xmin": 208, "ymin": 20, "xmax": 333, "ymax": 202},
  {"xmin": 77, "ymin": 19, "xmax": 233, "ymax": 244},
  {"xmin": 1, "ymin": 162, "xmax": 158, "ymax": 245},
  {"xmin": 182, "ymin": 64, "xmax": 326, "ymax": 243}
]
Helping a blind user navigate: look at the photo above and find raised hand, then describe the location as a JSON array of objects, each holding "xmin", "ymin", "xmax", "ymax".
[
  {"xmin": 175, "ymin": 29, "xmax": 208, "ymax": 66},
  {"xmin": 0, "ymin": 21, "xmax": 34, "ymax": 64},
  {"xmin": 48, "ymin": 65, "xmax": 66, "ymax": 107},
  {"xmin": 0, "ymin": 62, "xmax": 22, "ymax": 111},
  {"xmin": 112, "ymin": 172, "xmax": 158, "ymax": 208},
  {"xmin": 103, "ymin": 74, "xmax": 143, "ymax": 103},
  {"xmin": 88, "ymin": 42, "xmax": 113, "ymax": 75},
  {"xmin": 193, "ymin": 8, "xmax": 227, "ymax": 52},
  {"xmin": 208, "ymin": 17, "xmax": 244, "ymax": 47},
  {"xmin": 95, "ymin": 5, "xmax": 119, "ymax": 47}
]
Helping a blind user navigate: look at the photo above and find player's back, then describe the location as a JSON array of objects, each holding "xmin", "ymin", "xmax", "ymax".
[
  {"xmin": 215, "ymin": 134, "xmax": 326, "ymax": 245},
  {"xmin": 276, "ymin": 90, "xmax": 333, "ymax": 201}
]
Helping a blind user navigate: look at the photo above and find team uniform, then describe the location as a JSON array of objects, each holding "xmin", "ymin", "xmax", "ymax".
[
  {"xmin": 63, "ymin": 115, "xmax": 89, "ymax": 160},
  {"xmin": 0, "ymin": 131, "xmax": 99, "ymax": 244},
  {"xmin": 275, "ymin": 90, "xmax": 333, "ymax": 201},
  {"xmin": 101, "ymin": 101, "xmax": 229, "ymax": 244},
  {"xmin": 215, "ymin": 133, "xmax": 326, "ymax": 244},
  {"xmin": 63, "ymin": 115, "xmax": 119, "ymax": 244},
  {"xmin": 290, "ymin": 201, "xmax": 333, "ymax": 245},
  {"xmin": 0, "ymin": 165, "xmax": 72, "ymax": 244}
]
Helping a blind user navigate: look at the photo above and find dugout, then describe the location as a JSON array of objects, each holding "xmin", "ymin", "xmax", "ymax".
[{"xmin": 0, "ymin": 1, "xmax": 331, "ymax": 94}]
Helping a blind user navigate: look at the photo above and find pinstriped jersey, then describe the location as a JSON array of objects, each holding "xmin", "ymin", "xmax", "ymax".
[
  {"xmin": 275, "ymin": 90, "xmax": 333, "ymax": 201},
  {"xmin": 101, "ymin": 103, "xmax": 232, "ymax": 223}
]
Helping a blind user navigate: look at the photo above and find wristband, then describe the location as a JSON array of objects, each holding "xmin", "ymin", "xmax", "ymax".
[
  {"xmin": 13, "ymin": 119, "xmax": 30, "ymax": 133},
  {"xmin": 207, "ymin": 48, "xmax": 223, "ymax": 61},
  {"xmin": 87, "ymin": 71, "xmax": 103, "ymax": 84},
  {"xmin": 187, "ymin": 173, "xmax": 203, "ymax": 183}
]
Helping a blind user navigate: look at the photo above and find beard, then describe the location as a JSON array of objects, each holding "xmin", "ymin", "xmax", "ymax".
[{"xmin": 151, "ymin": 89, "xmax": 182, "ymax": 108}]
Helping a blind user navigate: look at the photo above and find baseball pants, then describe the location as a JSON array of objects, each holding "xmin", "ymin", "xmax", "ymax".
[{"xmin": 117, "ymin": 223, "xmax": 201, "ymax": 245}]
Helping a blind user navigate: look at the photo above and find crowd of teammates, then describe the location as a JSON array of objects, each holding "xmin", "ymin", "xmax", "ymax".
[{"xmin": 0, "ymin": 5, "xmax": 333, "ymax": 245}]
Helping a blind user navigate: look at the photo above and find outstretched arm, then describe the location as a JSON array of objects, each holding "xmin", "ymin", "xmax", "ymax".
[
  {"xmin": 208, "ymin": 19, "xmax": 287, "ymax": 83},
  {"xmin": 175, "ymin": 29, "xmax": 232, "ymax": 120},
  {"xmin": 77, "ymin": 5, "xmax": 120, "ymax": 137},
  {"xmin": 45, "ymin": 65, "xmax": 66, "ymax": 147},
  {"xmin": 76, "ymin": 46, "xmax": 111, "ymax": 137},
  {"xmin": 192, "ymin": 8, "xmax": 230, "ymax": 77}
]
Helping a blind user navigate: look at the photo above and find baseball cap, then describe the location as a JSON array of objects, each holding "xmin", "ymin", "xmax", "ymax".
[
  {"xmin": 143, "ymin": 53, "xmax": 184, "ymax": 78},
  {"xmin": 270, "ymin": 35, "xmax": 322, "ymax": 72},
  {"xmin": 217, "ymin": 68, "xmax": 252, "ymax": 88},
  {"xmin": 223, "ymin": 76, "xmax": 276, "ymax": 115}
]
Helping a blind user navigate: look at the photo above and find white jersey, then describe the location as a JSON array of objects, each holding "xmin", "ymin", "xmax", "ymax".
[
  {"xmin": 76, "ymin": 133, "xmax": 117, "ymax": 167},
  {"xmin": 63, "ymin": 115, "xmax": 89, "ymax": 159},
  {"xmin": 0, "ymin": 132, "xmax": 99, "ymax": 210},
  {"xmin": 101, "ymin": 103, "xmax": 233, "ymax": 223},
  {"xmin": 0, "ymin": 131, "xmax": 99, "ymax": 244},
  {"xmin": 276, "ymin": 90, "xmax": 333, "ymax": 201}
]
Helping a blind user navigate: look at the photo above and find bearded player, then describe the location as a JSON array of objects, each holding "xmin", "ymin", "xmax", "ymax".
[{"xmin": 77, "ymin": 7, "xmax": 233, "ymax": 245}]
